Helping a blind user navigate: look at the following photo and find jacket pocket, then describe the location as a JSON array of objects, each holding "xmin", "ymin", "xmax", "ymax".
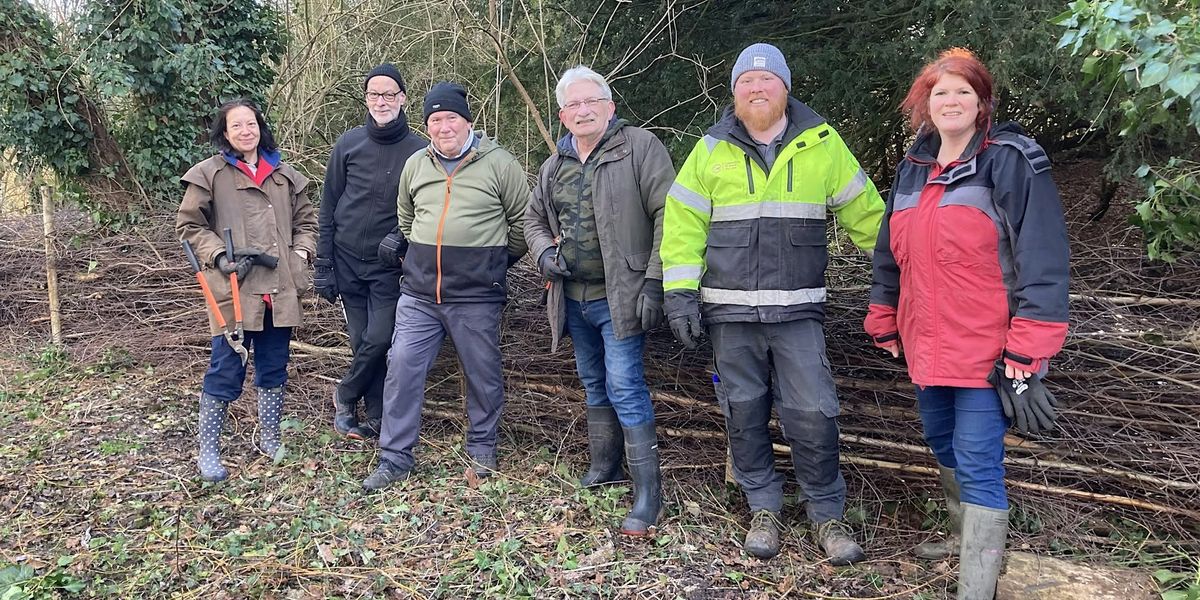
[
  {"xmin": 625, "ymin": 251, "xmax": 649, "ymax": 272},
  {"xmin": 783, "ymin": 223, "xmax": 828, "ymax": 290},
  {"xmin": 703, "ymin": 225, "xmax": 752, "ymax": 290},
  {"xmin": 289, "ymin": 252, "xmax": 312, "ymax": 294}
]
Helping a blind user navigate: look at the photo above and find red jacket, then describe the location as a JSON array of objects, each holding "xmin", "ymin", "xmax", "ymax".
[{"xmin": 864, "ymin": 122, "xmax": 1069, "ymax": 387}]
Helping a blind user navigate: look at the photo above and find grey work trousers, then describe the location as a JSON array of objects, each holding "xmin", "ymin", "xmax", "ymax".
[
  {"xmin": 378, "ymin": 294, "xmax": 505, "ymax": 471},
  {"xmin": 710, "ymin": 319, "xmax": 847, "ymax": 523}
]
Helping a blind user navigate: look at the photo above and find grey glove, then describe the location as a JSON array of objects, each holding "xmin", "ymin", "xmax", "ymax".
[
  {"xmin": 664, "ymin": 289, "xmax": 702, "ymax": 349},
  {"xmin": 215, "ymin": 250, "xmax": 257, "ymax": 281},
  {"xmin": 313, "ymin": 257, "xmax": 338, "ymax": 304},
  {"xmin": 378, "ymin": 228, "xmax": 408, "ymax": 268},
  {"xmin": 636, "ymin": 278, "xmax": 665, "ymax": 331},
  {"xmin": 987, "ymin": 359, "xmax": 1059, "ymax": 434},
  {"xmin": 538, "ymin": 247, "xmax": 571, "ymax": 279}
]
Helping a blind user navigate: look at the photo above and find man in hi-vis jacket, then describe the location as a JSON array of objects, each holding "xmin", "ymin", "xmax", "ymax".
[{"xmin": 661, "ymin": 43, "xmax": 883, "ymax": 562}]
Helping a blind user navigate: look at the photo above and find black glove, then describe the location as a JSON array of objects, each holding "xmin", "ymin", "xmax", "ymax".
[
  {"xmin": 664, "ymin": 289, "xmax": 702, "ymax": 349},
  {"xmin": 215, "ymin": 252, "xmax": 254, "ymax": 281},
  {"xmin": 378, "ymin": 228, "xmax": 408, "ymax": 268},
  {"xmin": 538, "ymin": 247, "xmax": 571, "ymax": 279},
  {"xmin": 987, "ymin": 359, "xmax": 1059, "ymax": 434},
  {"xmin": 636, "ymin": 278, "xmax": 665, "ymax": 331},
  {"xmin": 313, "ymin": 257, "xmax": 338, "ymax": 304}
]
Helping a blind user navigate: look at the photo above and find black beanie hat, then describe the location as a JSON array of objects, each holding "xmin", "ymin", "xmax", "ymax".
[
  {"xmin": 364, "ymin": 64, "xmax": 405, "ymax": 93},
  {"xmin": 423, "ymin": 81, "xmax": 473, "ymax": 123}
]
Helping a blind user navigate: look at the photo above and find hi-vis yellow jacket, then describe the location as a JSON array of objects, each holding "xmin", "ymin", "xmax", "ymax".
[{"xmin": 662, "ymin": 98, "xmax": 884, "ymax": 323}]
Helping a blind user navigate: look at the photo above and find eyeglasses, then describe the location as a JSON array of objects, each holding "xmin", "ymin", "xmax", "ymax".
[
  {"xmin": 366, "ymin": 91, "xmax": 402, "ymax": 102},
  {"xmin": 562, "ymin": 97, "xmax": 610, "ymax": 112}
]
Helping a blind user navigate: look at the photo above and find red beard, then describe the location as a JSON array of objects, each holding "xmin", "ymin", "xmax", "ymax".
[{"xmin": 734, "ymin": 96, "xmax": 787, "ymax": 135}]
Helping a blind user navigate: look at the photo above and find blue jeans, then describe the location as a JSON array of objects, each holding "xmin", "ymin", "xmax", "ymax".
[
  {"xmin": 564, "ymin": 298, "xmax": 654, "ymax": 427},
  {"xmin": 202, "ymin": 309, "xmax": 292, "ymax": 402},
  {"xmin": 916, "ymin": 386, "xmax": 1008, "ymax": 509}
]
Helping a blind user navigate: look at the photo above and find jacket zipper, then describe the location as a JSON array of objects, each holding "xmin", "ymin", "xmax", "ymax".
[
  {"xmin": 787, "ymin": 159, "xmax": 794, "ymax": 193},
  {"xmin": 744, "ymin": 155, "xmax": 755, "ymax": 195},
  {"xmin": 434, "ymin": 151, "xmax": 474, "ymax": 304}
]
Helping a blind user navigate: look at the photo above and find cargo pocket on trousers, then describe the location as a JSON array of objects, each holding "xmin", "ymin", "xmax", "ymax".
[{"xmin": 777, "ymin": 351, "xmax": 840, "ymax": 418}]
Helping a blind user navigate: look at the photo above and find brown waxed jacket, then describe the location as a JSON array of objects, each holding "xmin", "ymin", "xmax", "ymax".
[
  {"xmin": 176, "ymin": 154, "xmax": 318, "ymax": 336},
  {"xmin": 525, "ymin": 122, "xmax": 675, "ymax": 350}
]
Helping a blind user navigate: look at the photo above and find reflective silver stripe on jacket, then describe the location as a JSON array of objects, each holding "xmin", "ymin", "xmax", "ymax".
[
  {"xmin": 711, "ymin": 201, "xmax": 826, "ymax": 222},
  {"xmin": 669, "ymin": 182, "xmax": 711, "ymax": 214},
  {"xmin": 664, "ymin": 264, "xmax": 704, "ymax": 284},
  {"xmin": 828, "ymin": 168, "xmax": 868, "ymax": 208},
  {"xmin": 700, "ymin": 286, "xmax": 828, "ymax": 306}
]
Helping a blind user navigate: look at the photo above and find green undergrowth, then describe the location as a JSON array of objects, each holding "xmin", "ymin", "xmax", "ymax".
[{"xmin": 1, "ymin": 345, "xmax": 1195, "ymax": 599}]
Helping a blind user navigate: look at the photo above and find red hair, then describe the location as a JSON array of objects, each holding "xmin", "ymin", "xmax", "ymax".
[{"xmin": 900, "ymin": 48, "xmax": 994, "ymax": 133}]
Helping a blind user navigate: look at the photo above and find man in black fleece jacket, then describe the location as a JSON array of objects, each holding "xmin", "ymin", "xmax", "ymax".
[{"xmin": 315, "ymin": 64, "xmax": 426, "ymax": 440}]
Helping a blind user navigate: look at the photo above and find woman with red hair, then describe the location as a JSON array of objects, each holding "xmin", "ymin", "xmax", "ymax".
[{"xmin": 865, "ymin": 49, "xmax": 1069, "ymax": 599}]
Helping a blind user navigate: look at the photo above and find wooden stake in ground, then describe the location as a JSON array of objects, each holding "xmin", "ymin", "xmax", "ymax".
[{"xmin": 40, "ymin": 184, "xmax": 62, "ymax": 345}]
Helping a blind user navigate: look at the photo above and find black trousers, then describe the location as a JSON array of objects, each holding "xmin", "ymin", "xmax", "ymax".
[{"xmin": 334, "ymin": 247, "xmax": 402, "ymax": 421}]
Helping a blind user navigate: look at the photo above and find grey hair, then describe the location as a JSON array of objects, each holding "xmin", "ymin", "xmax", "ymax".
[{"xmin": 554, "ymin": 66, "xmax": 612, "ymax": 108}]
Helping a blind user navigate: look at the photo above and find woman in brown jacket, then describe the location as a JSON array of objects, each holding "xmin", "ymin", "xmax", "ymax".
[{"xmin": 176, "ymin": 99, "xmax": 318, "ymax": 482}]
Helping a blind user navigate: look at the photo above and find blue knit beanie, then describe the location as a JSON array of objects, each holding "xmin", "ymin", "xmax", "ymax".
[{"xmin": 730, "ymin": 43, "xmax": 791, "ymax": 90}]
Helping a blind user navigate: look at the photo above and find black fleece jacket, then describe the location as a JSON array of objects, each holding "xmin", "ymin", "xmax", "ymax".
[{"xmin": 318, "ymin": 112, "xmax": 427, "ymax": 261}]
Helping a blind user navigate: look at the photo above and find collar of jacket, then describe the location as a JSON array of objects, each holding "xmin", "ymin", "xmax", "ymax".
[
  {"xmin": 707, "ymin": 96, "xmax": 825, "ymax": 150},
  {"xmin": 906, "ymin": 120, "xmax": 1031, "ymax": 165},
  {"xmin": 430, "ymin": 131, "xmax": 480, "ymax": 161},
  {"xmin": 905, "ymin": 121, "xmax": 1028, "ymax": 185},
  {"xmin": 222, "ymin": 147, "xmax": 280, "ymax": 169},
  {"xmin": 366, "ymin": 112, "xmax": 416, "ymax": 145},
  {"xmin": 556, "ymin": 117, "xmax": 627, "ymax": 160},
  {"xmin": 423, "ymin": 132, "xmax": 495, "ymax": 167}
]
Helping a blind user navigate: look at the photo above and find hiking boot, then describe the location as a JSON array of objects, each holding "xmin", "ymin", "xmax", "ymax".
[
  {"xmin": 619, "ymin": 422, "xmax": 661, "ymax": 536},
  {"xmin": 196, "ymin": 392, "xmax": 230, "ymax": 482},
  {"xmin": 914, "ymin": 464, "xmax": 962, "ymax": 560},
  {"xmin": 743, "ymin": 510, "xmax": 782, "ymax": 559},
  {"xmin": 347, "ymin": 417, "xmax": 381, "ymax": 441},
  {"xmin": 256, "ymin": 385, "xmax": 285, "ymax": 459},
  {"xmin": 814, "ymin": 519, "xmax": 866, "ymax": 565},
  {"xmin": 469, "ymin": 453, "xmax": 498, "ymax": 478},
  {"xmin": 332, "ymin": 386, "xmax": 358, "ymax": 436},
  {"xmin": 580, "ymin": 405, "xmax": 626, "ymax": 487},
  {"xmin": 362, "ymin": 461, "xmax": 410, "ymax": 491},
  {"xmin": 957, "ymin": 503, "xmax": 1009, "ymax": 600}
]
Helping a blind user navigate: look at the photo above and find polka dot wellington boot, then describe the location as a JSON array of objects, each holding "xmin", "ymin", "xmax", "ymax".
[
  {"xmin": 257, "ymin": 385, "xmax": 285, "ymax": 459},
  {"xmin": 197, "ymin": 392, "xmax": 230, "ymax": 482}
]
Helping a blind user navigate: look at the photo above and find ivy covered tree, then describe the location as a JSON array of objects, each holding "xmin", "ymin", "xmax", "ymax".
[
  {"xmin": 0, "ymin": 0, "xmax": 140, "ymax": 218},
  {"xmin": 1056, "ymin": 0, "xmax": 1200, "ymax": 261},
  {"xmin": 78, "ymin": 0, "xmax": 288, "ymax": 203}
]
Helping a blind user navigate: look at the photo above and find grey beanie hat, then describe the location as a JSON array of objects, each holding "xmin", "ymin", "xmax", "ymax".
[{"xmin": 730, "ymin": 43, "xmax": 791, "ymax": 90}]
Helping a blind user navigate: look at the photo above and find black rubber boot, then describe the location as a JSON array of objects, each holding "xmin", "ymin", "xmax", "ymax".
[
  {"xmin": 257, "ymin": 385, "xmax": 284, "ymax": 459},
  {"xmin": 580, "ymin": 405, "xmax": 626, "ymax": 487},
  {"xmin": 197, "ymin": 392, "xmax": 230, "ymax": 482},
  {"xmin": 348, "ymin": 394, "xmax": 382, "ymax": 441},
  {"xmin": 619, "ymin": 422, "xmax": 662, "ymax": 536},
  {"xmin": 332, "ymin": 385, "xmax": 358, "ymax": 436}
]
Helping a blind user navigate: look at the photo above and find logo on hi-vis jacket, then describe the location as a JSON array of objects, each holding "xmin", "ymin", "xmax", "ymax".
[{"xmin": 711, "ymin": 161, "xmax": 740, "ymax": 175}]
